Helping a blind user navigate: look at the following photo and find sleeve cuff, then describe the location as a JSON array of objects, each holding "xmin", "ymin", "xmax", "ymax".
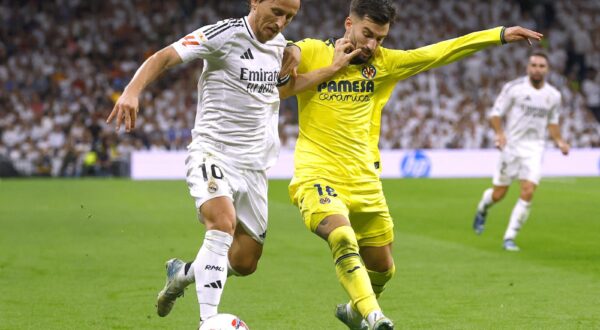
[
  {"xmin": 286, "ymin": 42, "xmax": 301, "ymax": 53},
  {"xmin": 500, "ymin": 26, "xmax": 507, "ymax": 45},
  {"xmin": 276, "ymin": 74, "xmax": 291, "ymax": 87}
]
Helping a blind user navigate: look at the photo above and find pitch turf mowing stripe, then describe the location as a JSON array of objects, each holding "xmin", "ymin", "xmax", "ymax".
[
  {"xmin": 391, "ymin": 232, "xmax": 600, "ymax": 329},
  {"xmin": 1, "ymin": 178, "xmax": 598, "ymax": 329}
]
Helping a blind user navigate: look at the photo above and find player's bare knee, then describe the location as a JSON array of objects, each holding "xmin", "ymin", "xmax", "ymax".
[
  {"xmin": 367, "ymin": 261, "xmax": 393, "ymax": 273},
  {"xmin": 492, "ymin": 187, "xmax": 507, "ymax": 202},
  {"xmin": 361, "ymin": 245, "xmax": 393, "ymax": 272},
  {"xmin": 520, "ymin": 190, "xmax": 534, "ymax": 202},
  {"xmin": 373, "ymin": 251, "xmax": 394, "ymax": 272},
  {"xmin": 367, "ymin": 263, "xmax": 396, "ymax": 278},
  {"xmin": 315, "ymin": 215, "xmax": 351, "ymax": 241},
  {"xmin": 229, "ymin": 246, "xmax": 261, "ymax": 276},
  {"xmin": 200, "ymin": 205, "xmax": 236, "ymax": 234},
  {"xmin": 520, "ymin": 183, "xmax": 536, "ymax": 201},
  {"xmin": 202, "ymin": 212, "xmax": 236, "ymax": 234},
  {"xmin": 230, "ymin": 259, "xmax": 258, "ymax": 276},
  {"xmin": 229, "ymin": 232, "xmax": 262, "ymax": 276}
]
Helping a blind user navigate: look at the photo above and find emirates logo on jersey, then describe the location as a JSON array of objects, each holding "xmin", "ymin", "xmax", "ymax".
[{"xmin": 361, "ymin": 64, "xmax": 377, "ymax": 80}]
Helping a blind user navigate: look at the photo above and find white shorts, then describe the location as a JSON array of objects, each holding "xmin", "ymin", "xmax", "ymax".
[
  {"xmin": 185, "ymin": 151, "xmax": 268, "ymax": 244},
  {"xmin": 493, "ymin": 150, "xmax": 543, "ymax": 186}
]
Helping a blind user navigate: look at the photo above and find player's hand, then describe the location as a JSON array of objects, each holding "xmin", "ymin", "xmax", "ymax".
[
  {"xmin": 557, "ymin": 140, "xmax": 570, "ymax": 155},
  {"xmin": 503, "ymin": 26, "xmax": 543, "ymax": 46},
  {"xmin": 332, "ymin": 38, "xmax": 361, "ymax": 71},
  {"xmin": 106, "ymin": 91, "xmax": 139, "ymax": 132},
  {"xmin": 281, "ymin": 44, "xmax": 300, "ymax": 79},
  {"xmin": 495, "ymin": 132, "xmax": 507, "ymax": 150}
]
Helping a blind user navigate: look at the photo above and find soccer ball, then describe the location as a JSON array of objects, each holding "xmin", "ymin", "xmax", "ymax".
[{"xmin": 199, "ymin": 313, "xmax": 250, "ymax": 330}]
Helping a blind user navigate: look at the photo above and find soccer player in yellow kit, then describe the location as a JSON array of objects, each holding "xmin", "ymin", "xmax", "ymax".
[{"xmin": 284, "ymin": 0, "xmax": 543, "ymax": 328}]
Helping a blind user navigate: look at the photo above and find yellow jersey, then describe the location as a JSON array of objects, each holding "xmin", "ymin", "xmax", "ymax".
[{"xmin": 292, "ymin": 27, "xmax": 504, "ymax": 183}]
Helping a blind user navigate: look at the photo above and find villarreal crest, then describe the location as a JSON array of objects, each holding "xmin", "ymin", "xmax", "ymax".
[{"xmin": 361, "ymin": 64, "xmax": 377, "ymax": 80}]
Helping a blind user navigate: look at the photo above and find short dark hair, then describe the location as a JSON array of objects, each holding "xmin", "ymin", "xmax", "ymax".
[
  {"xmin": 530, "ymin": 51, "xmax": 549, "ymax": 63},
  {"xmin": 350, "ymin": 0, "xmax": 397, "ymax": 25}
]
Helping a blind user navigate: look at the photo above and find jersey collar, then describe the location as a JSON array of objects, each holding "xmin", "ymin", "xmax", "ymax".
[{"xmin": 243, "ymin": 16, "xmax": 256, "ymax": 40}]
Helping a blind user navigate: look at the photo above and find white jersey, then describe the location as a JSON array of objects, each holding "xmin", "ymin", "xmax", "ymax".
[
  {"xmin": 172, "ymin": 16, "xmax": 286, "ymax": 170},
  {"xmin": 489, "ymin": 76, "xmax": 561, "ymax": 156}
]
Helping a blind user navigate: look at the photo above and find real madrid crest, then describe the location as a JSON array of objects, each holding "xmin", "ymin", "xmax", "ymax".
[
  {"xmin": 208, "ymin": 181, "xmax": 218, "ymax": 193},
  {"xmin": 361, "ymin": 64, "xmax": 377, "ymax": 80}
]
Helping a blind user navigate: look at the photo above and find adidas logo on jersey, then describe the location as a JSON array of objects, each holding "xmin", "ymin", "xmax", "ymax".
[{"xmin": 240, "ymin": 48, "xmax": 254, "ymax": 60}]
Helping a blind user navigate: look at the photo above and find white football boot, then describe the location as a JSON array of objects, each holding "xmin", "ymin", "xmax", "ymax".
[
  {"xmin": 334, "ymin": 303, "xmax": 368, "ymax": 330},
  {"xmin": 156, "ymin": 258, "xmax": 190, "ymax": 317}
]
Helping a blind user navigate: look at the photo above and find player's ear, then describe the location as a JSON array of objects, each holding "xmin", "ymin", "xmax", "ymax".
[
  {"xmin": 344, "ymin": 17, "xmax": 353, "ymax": 31},
  {"xmin": 249, "ymin": 0, "xmax": 258, "ymax": 10}
]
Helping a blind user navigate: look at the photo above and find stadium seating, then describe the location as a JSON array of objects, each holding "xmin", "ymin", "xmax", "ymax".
[{"xmin": 1, "ymin": 0, "xmax": 598, "ymax": 176}]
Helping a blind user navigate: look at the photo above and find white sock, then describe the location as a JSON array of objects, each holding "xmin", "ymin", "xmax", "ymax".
[
  {"xmin": 366, "ymin": 310, "xmax": 384, "ymax": 328},
  {"xmin": 193, "ymin": 230, "xmax": 233, "ymax": 320},
  {"xmin": 477, "ymin": 188, "xmax": 494, "ymax": 213},
  {"xmin": 504, "ymin": 199, "xmax": 531, "ymax": 240},
  {"xmin": 178, "ymin": 254, "xmax": 239, "ymax": 284}
]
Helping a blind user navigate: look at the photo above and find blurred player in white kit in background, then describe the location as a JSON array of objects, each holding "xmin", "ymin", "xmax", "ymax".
[{"xmin": 473, "ymin": 51, "xmax": 570, "ymax": 251}]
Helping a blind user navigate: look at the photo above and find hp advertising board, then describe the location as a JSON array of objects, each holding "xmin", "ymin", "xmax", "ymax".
[{"xmin": 400, "ymin": 150, "xmax": 432, "ymax": 178}]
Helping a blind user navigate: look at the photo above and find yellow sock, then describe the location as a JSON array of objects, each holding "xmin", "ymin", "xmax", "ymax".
[
  {"xmin": 349, "ymin": 264, "xmax": 396, "ymax": 314},
  {"xmin": 328, "ymin": 226, "xmax": 379, "ymax": 318},
  {"xmin": 368, "ymin": 265, "xmax": 396, "ymax": 298}
]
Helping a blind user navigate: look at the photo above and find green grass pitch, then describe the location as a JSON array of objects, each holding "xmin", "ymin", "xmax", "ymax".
[{"xmin": 1, "ymin": 178, "xmax": 599, "ymax": 329}]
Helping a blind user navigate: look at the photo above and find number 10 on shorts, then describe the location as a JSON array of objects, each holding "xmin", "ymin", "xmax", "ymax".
[{"xmin": 200, "ymin": 163, "xmax": 224, "ymax": 181}]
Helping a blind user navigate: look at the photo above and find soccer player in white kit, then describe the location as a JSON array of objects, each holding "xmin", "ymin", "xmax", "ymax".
[
  {"xmin": 106, "ymin": 0, "xmax": 362, "ymax": 326},
  {"xmin": 473, "ymin": 52, "xmax": 570, "ymax": 251}
]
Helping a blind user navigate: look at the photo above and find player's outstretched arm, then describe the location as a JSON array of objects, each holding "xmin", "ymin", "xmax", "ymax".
[
  {"xmin": 502, "ymin": 26, "xmax": 543, "ymax": 45},
  {"xmin": 389, "ymin": 26, "xmax": 543, "ymax": 81},
  {"xmin": 548, "ymin": 123, "xmax": 570, "ymax": 155},
  {"xmin": 106, "ymin": 46, "xmax": 183, "ymax": 132},
  {"xmin": 278, "ymin": 38, "xmax": 361, "ymax": 99}
]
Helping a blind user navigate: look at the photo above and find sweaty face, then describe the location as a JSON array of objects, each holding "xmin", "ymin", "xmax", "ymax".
[
  {"xmin": 249, "ymin": 0, "xmax": 300, "ymax": 43},
  {"xmin": 345, "ymin": 15, "xmax": 389, "ymax": 64},
  {"xmin": 527, "ymin": 55, "xmax": 549, "ymax": 85}
]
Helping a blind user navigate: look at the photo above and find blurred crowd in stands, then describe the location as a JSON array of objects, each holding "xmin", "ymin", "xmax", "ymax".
[{"xmin": 1, "ymin": 0, "xmax": 599, "ymax": 177}]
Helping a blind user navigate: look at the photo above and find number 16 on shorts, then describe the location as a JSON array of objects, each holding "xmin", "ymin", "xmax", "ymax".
[{"xmin": 314, "ymin": 183, "xmax": 337, "ymax": 204}]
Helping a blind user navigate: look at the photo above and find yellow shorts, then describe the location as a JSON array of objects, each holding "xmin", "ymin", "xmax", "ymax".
[{"xmin": 289, "ymin": 177, "xmax": 394, "ymax": 247}]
